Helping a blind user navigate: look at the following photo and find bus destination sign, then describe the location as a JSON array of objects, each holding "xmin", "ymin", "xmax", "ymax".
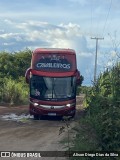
[{"xmin": 35, "ymin": 55, "xmax": 72, "ymax": 71}]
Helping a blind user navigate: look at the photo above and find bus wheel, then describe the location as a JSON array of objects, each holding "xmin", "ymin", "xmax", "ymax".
[
  {"xmin": 34, "ymin": 115, "xmax": 39, "ymax": 120},
  {"xmin": 71, "ymin": 113, "xmax": 75, "ymax": 119}
]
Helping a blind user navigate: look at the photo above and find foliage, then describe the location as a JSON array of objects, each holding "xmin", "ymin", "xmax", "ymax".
[
  {"xmin": 76, "ymin": 86, "xmax": 92, "ymax": 96},
  {"xmin": 0, "ymin": 49, "xmax": 32, "ymax": 79},
  {"xmin": 0, "ymin": 49, "xmax": 32, "ymax": 105},
  {"xmin": 79, "ymin": 75, "xmax": 84, "ymax": 86},
  {"xmin": 70, "ymin": 119, "xmax": 99, "ymax": 160},
  {"xmin": 0, "ymin": 77, "xmax": 29, "ymax": 105},
  {"xmin": 85, "ymin": 62, "xmax": 120, "ymax": 153},
  {"xmin": 70, "ymin": 63, "xmax": 119, "ymax": 160}
]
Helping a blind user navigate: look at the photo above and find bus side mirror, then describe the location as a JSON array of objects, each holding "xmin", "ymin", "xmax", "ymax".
[
  {"xmin": 76, "ymin": 69, "xmax": 80, "ymax": 85},
  {"xmin": 25, "ymin": 68, "xmax": 31, "ymax": 84}
]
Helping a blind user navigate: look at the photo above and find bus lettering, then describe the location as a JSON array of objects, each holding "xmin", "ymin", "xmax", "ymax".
[{"xmin": 36, "ymin": 63, "xmax": 71, "ymax": 69}]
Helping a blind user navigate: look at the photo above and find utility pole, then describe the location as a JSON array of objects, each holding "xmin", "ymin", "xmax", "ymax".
[{"xmin": 91, "ymin": 37, "xmax": 104, "ymax": 83}]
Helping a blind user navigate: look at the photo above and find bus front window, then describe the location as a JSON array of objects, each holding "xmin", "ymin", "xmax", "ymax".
[{"xmin": 30, "ymin": 75, "xmax": 76, "ymax": 101}]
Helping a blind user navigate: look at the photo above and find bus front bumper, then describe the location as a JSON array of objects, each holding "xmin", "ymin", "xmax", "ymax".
[{"xmin": 29, "ymin": 103, "xmax": 76, "ymax": 117}]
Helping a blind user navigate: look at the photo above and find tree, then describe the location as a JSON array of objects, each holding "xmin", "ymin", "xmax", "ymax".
[
  {"xmin": 0, "ymin": 49, "xmax": 32, "ymax": 79},
  {"xmin": 79, "ymin": 75, "xmax": 84, "ymax": 86}
]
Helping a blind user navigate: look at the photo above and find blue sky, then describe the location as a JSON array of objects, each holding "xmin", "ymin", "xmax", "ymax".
[{"xmin": 0, "ymin": 0, "xmax": 120, "ymax": 85}]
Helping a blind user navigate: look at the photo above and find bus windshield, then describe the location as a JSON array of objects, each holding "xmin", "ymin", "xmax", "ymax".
[{"xmin": 30, "ymin": 75, "xmax": 76, "ymax": 101}]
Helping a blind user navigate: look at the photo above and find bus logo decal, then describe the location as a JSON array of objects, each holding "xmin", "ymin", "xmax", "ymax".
[{"xmin": 51, "ymin": 106, "xmax": 54, "ymax": 109}]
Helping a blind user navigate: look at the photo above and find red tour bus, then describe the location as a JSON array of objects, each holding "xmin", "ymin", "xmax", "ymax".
[{"xmin": 25, "ymin": 48, "xmax": 80, "ymax": 119}]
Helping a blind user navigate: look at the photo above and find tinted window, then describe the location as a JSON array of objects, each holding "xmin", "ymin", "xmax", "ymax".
[{"xmin": 30, "ymin": 75, "xmax": 76, "ymax": 101}]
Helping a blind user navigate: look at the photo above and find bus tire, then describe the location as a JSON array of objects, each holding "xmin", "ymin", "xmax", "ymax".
[
  {"xmin": 71, "ymin": 113, "xmax": 75, "ymax": 119},
  {"xmin": 34, "ymin": 115, "xmax": 39, "ymax": 120}
]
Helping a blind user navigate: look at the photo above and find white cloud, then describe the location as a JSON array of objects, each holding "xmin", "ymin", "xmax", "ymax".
[
  {"xmin": 79, "ymin": 52, "xmax": 93, "ymax": 57},
  {"xmin": 13, "ymin": 21, "xmax": 88, "ymax": 53},
  {"xmin": 0, "ymin": 19, "xmax": 117, "ymax": 85},
  {"xmin": 3, "ymin": 42, "xmax": 15, "ymax": 46},
  {"xmin": 0, "ymin": 0, "xmax": 119, "ymax": 86},
  {"xmin": 0, "ymin": 19, "xmax": 95, "ymax": 84},
  {"xmin": 4, "ymin": 19, "xmax": 13, "ymax": 24},
  {"xmin": 0, "ymin": 33, "xmax": 23, "ymax": 40},
  {"xmin": 0, "ymin": 29, "xmax": 4, "ymax": 33}
]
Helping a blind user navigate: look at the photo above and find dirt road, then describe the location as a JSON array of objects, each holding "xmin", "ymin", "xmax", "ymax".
[{"xmin": 0, "ymin": 95, "xmax": 85, "ymax": 160}]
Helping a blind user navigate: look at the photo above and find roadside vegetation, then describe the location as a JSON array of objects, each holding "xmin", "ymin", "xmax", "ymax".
[
  {"xmin": 0, "ymin": 49, "xmax": 32, "ymax": 105},
  {"xmin": 70, "ymin": 62, "xmax": 120, "ymax": 160}
]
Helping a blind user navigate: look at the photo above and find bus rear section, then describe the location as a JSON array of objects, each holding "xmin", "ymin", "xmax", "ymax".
[{"xmin": 25, "ymin": 48, "xmax": 80, "ymax": 119}]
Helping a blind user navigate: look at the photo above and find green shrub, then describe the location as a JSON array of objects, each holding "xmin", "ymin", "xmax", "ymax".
[
  {"xmin": 85, "ymin": 62, "xmax": 120, "ymax": 152},
  {"xmin": 1, "ymin": 77, "xmax": 29, "ymax": 105}
]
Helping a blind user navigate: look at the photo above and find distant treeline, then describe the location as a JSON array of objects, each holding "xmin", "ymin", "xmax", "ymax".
[
  {"xmin": 0, "ymin": 49, "xmax": 32, "ymax": 105},
  {"xmin": 0, "ymin": 49, "xmax": 32, "ymax": 79}
]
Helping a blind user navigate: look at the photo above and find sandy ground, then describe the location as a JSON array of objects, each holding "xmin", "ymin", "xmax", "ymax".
[{"xmin": 0, "ymin": 95, "xmax": 85, "ymax": 160}]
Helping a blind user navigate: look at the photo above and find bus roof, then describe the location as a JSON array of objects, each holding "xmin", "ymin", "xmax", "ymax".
[{"xmin": 33, "ymin": 48, "xmax": 76, "ymax": 54}]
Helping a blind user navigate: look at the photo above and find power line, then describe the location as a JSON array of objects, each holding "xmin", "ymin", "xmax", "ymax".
[
  {"xmin": 91, "ymin": 37, "xmax": 104, "ymax": 83},
  {"xmin": 102, "ymin": 0, "xmax": 112, "ymax": 37},
  {"xmin": 90, "ymin": 0, "xmax": 112, "ymax": 37}
]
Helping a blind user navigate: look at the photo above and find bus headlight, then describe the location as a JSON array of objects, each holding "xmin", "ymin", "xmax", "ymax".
[
  {"xmin": 66, "ymin": 104, "xmax": 71, "ymax": 107},
  {"xmin": 34, "ymin": 103, "xmax": 39, "ymax": 107},
  {"xmin": 66, "ymin": 103, "xmax": 75, "ymax": 107}
]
